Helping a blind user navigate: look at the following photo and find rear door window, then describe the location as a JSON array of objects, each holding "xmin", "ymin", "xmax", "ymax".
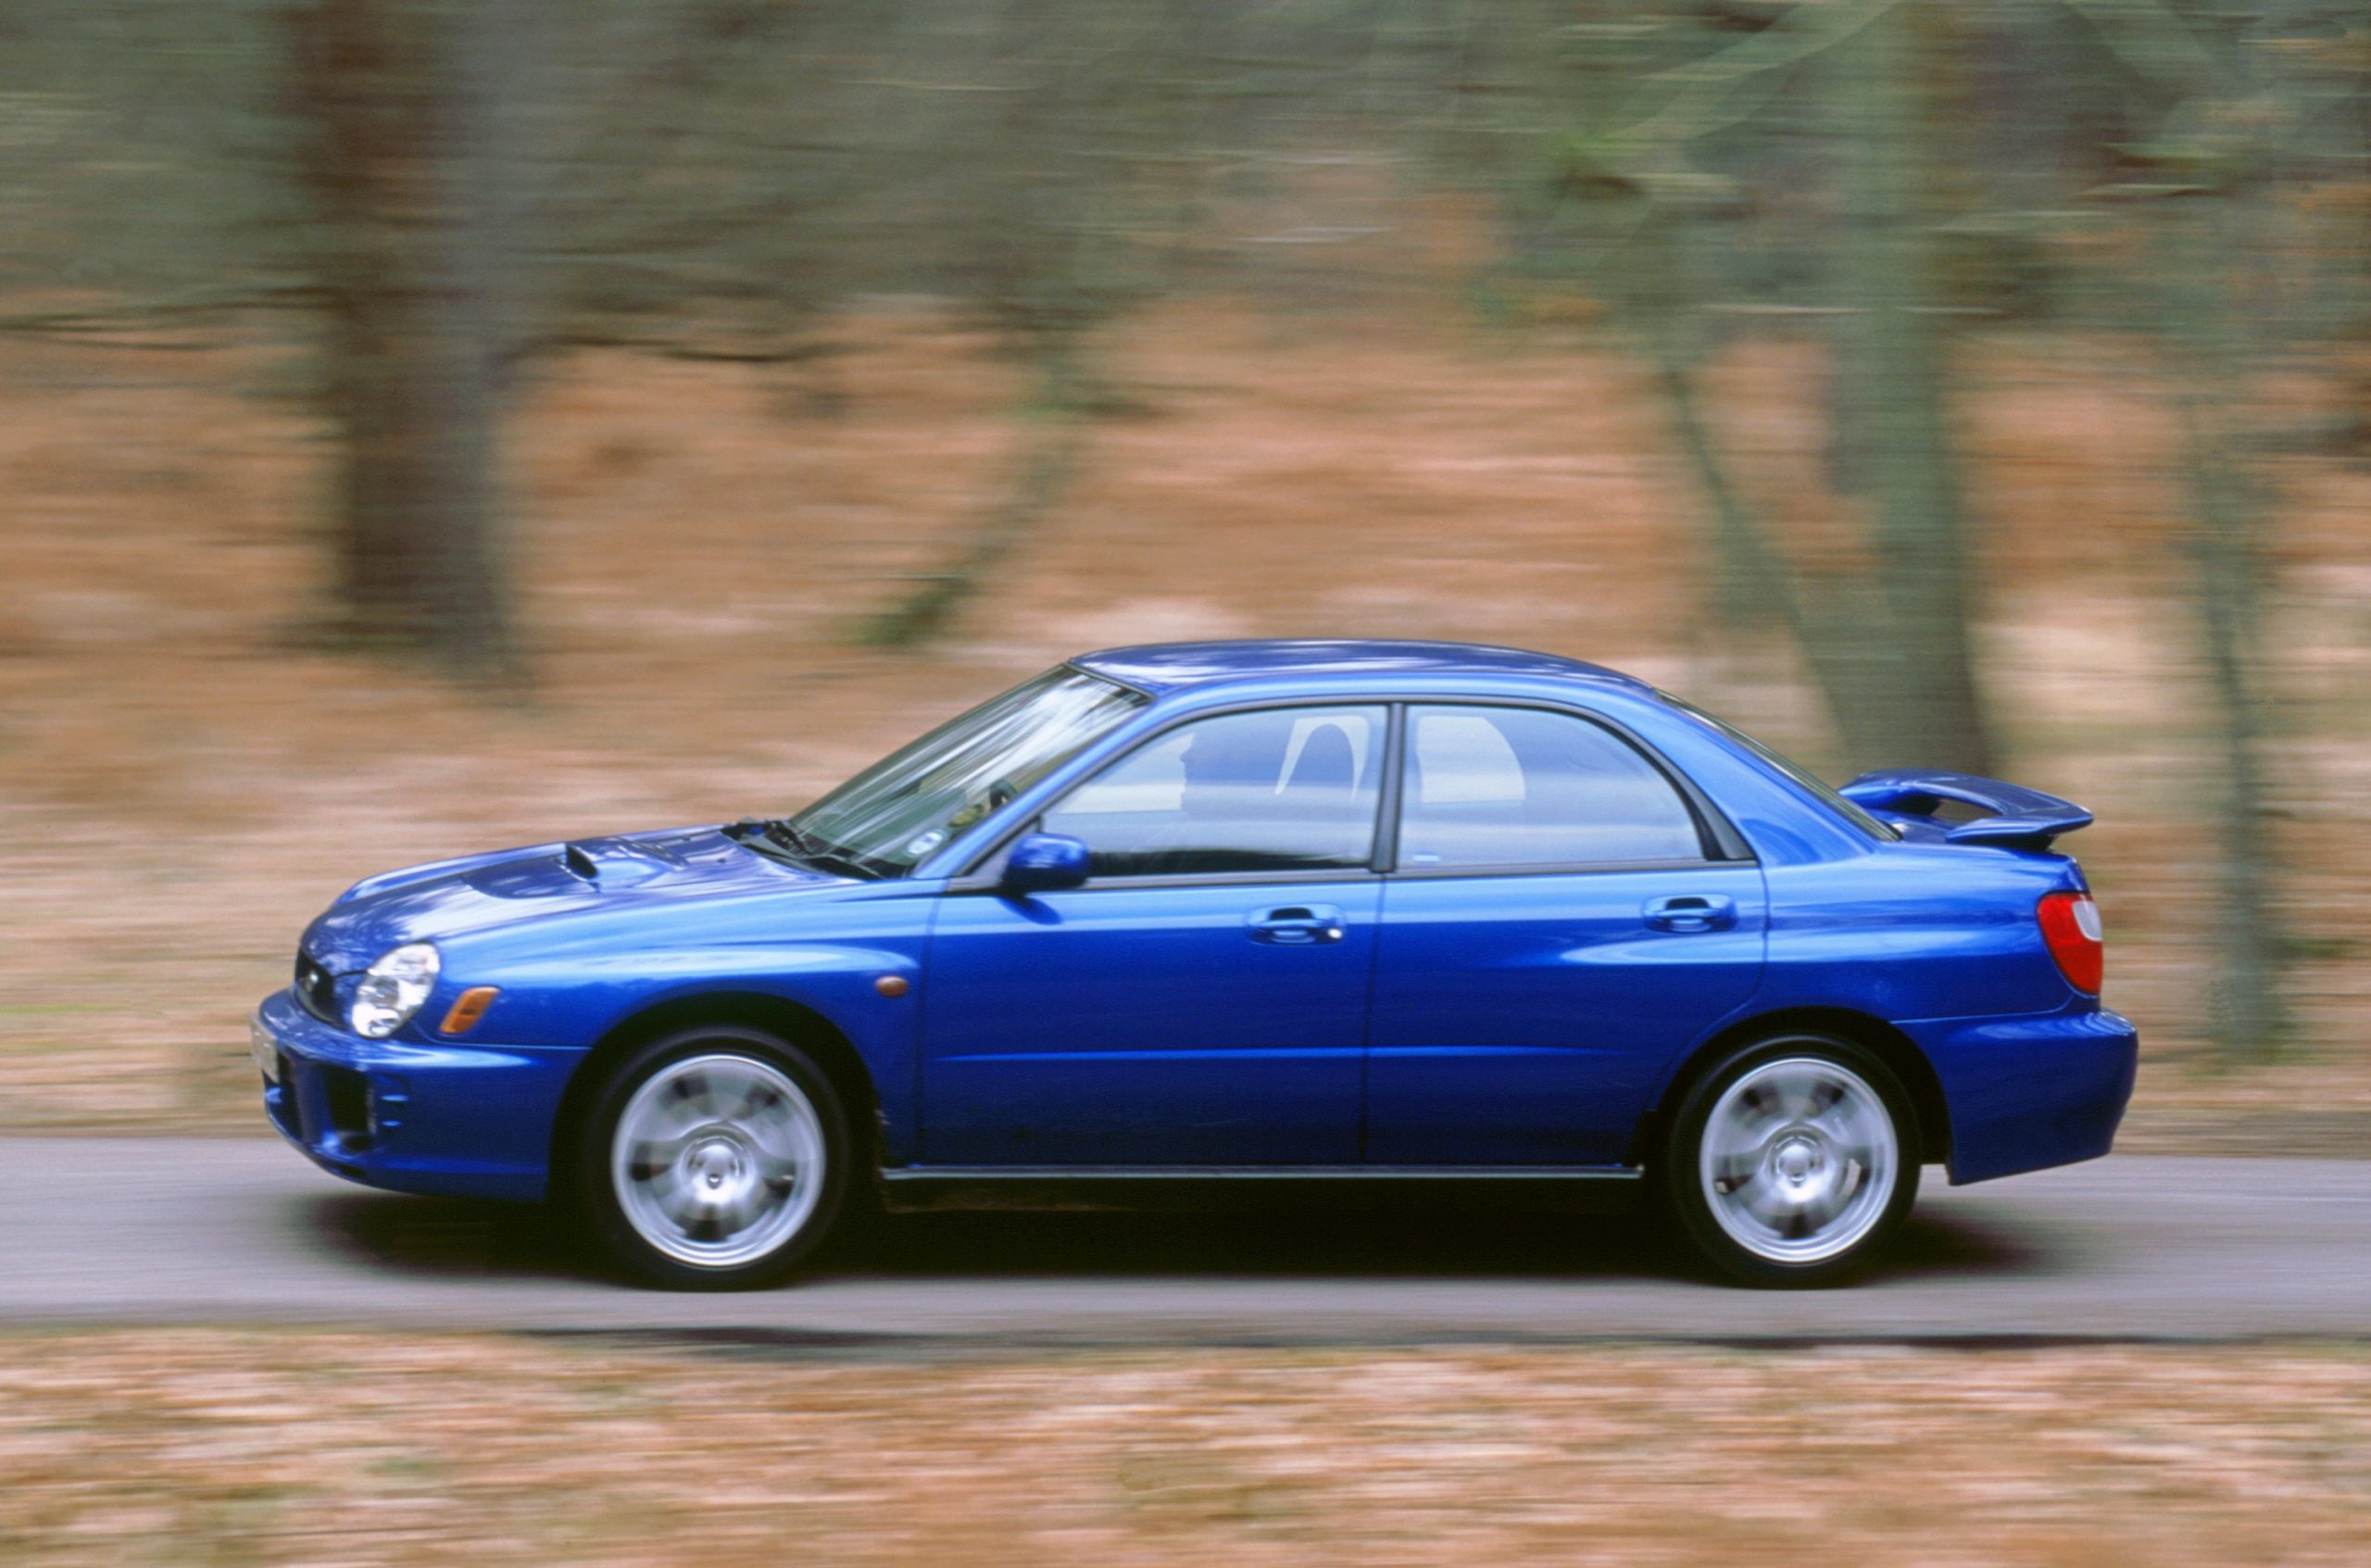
[{"xmin": 1397, "ymin": 705, "xmax": 1705, "ymax": 870}]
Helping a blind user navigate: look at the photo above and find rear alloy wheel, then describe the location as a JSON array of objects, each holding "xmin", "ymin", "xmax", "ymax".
[
  {"xmin": 1662, "ymin": 1035, "xmax": 1921, "ymax": 1287},
  {"xmin": 579, "ymin": 1027, "xmax": 851, "ymax": 1289}
]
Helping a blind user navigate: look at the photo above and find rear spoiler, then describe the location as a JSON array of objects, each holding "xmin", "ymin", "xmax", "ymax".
[{"xmin": 1838, "ymin": 769, "xmax": 2093, "ymax": 849}]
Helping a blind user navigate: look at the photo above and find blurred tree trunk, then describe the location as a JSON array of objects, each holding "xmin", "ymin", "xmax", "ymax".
[
  {"xmin": 861, "ymin": 336, "xmax": 1091, "ymax": 648},
  {"xmin": 292, "ymin": 0, "xmax": 522, "ymax": 681},
  {"xmin": 852, "ymin": 0, "xmax": 1183, "ymax": 649},
  {"xmin": 2165, "ymin": 143, "xmax": 2290, "ymax": 1062},
  {"xmin": 2179, "ymin": 381, "xmax": 2287, "ymax": 1060},
  {"xmin": 1824, "ymin": 1, "xmax": 1992, "ymax": 776},
  {"xmin": 1565, "ymin": 0, "xmax": 2000, "ymax": 778},
  {"xmin": 1644, "ymin": 305, "xmax": 1891, "ymax": 760}
]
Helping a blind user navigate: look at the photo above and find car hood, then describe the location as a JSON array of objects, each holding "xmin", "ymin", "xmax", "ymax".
[{"xmin": 300, "ymin": 826, "xmax": 848, "ymax": 973}]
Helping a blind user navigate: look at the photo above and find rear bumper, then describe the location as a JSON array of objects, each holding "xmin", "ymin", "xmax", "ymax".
[
  {"xmin": 1900, "ymin": 1003, "xmax": 2139, "ymax": 1185},
  {"xmin": 253, "ymin": 988, "xmax": 581, "ymax": 1202}
]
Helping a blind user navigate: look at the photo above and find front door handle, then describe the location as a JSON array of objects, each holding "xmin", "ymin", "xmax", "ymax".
[
  {"xmin": 1644, "ymin": 893, "xmax": 1737, "ymax": 934},
  {"xmin": 1248, "ymin": 904, "xmax": 1346, "ymax": 945}
]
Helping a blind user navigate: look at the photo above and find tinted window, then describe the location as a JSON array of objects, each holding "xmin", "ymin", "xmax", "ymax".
[
  {"xmin": 1044, "ymin": 706, "xmax": 1386, "ymax": 877},
  {"xmin": 791, "ymin": 668, "xmax": 1147, "ymax": 872},
  {"xmin": 1658, "ymin": 691, "xmax": 1898, "ymax": 841},
  {"xmin": 1398, "ymin": 706, "xmax": 1703, "ymax": 869}
]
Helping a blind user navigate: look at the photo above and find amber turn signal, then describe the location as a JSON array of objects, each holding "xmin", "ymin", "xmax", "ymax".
[
  {"xmin": 440, "ymin": 985, "xmax": 500, "ymax": 1035},
  {"xmin": 874, "ymin": 974, "xmax": 910, "ymax": 998}
]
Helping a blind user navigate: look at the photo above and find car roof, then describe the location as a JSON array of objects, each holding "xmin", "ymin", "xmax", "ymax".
[{"xmin": 1069, "ymin": 639, "xmax": 1654, "ymax": 697}]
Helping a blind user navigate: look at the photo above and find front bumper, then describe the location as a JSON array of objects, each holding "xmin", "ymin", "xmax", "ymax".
[
  {"xmin": 1901, "ymin": 1002, "xmax": 2139, "ymax": 1185},
  {"xmin": 253, "ymin": 987, "xmax": 583, "ymax": 1202}
]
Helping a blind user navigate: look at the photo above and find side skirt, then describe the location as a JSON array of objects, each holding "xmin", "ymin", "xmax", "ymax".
[
  {"xmin": 873, "ymin": 1164, "xmax": 1643, "ymax": 1213},
  {"xmin": 882, "ymin": 1164, "xmax": 1642, "ymax": 1182}
]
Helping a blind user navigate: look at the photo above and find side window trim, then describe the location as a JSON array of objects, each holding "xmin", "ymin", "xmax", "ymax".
[
  {"xmin": 1386, "ymin": 700, "xmax": 1751, "ymax": 876},
  {"xmin": 1374, "ymin": 701, "xmax": 1410, "ymax": 874},
  {"xmin": 947, "ymin": 693, "xmax": 1752, "ymax": 888},
  {"xmin": 1389, "ymin": 855, "xmax": 1739, "ymax": 881}
]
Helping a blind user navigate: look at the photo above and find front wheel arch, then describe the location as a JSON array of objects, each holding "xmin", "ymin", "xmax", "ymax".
[
  {"xmin": 549, "ymin": 991, "xmax": 879, "ymax": 1201},
  {"xmin": 1632, "ymin": 1007, "xmax": 1951, "ymax": 1173}
]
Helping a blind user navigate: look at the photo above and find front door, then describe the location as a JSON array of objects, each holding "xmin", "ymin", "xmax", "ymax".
[
  {"xmin": 920, "ymin": 703, "xmax": 1390, "ymax": 1166},
  {"xmin": 1364, "ymin": 704, "xmax": 1768, "ymax": 1164}
]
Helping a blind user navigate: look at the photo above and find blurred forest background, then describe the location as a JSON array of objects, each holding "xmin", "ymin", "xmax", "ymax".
[{"xmin": 2, "ymin": 0, "xmax": 2366, "ymax": 1145}]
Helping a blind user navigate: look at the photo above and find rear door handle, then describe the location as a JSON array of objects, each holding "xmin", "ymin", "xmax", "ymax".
[
  {"xmin": 1644, "ymin": 893, "xmax": 1737, "ymax": 934},
  {"xmin": 1248, "ymin": 904, "xmax": 1346, "ymax": 945}
]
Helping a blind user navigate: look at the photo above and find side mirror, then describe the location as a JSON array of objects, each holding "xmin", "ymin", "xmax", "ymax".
[{"xmin": 1002, "ymin": 833, "xmax": 1090, "ymax": 894}]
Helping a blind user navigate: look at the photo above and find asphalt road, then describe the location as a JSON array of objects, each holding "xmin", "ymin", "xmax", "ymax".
[{"xmin": 3, "ymin": 1137, "xmax": 2364, "ymax": 1346}]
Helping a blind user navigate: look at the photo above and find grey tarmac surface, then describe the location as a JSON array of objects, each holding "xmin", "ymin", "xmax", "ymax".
[{"xmin": 2, "ymin": 1137, "xmax": 2364, "ymax": 1345}]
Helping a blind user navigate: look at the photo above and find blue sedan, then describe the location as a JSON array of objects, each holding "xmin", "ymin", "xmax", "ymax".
[{"xmin": 254, "ymin": 640, "xmax": 2137, "ymax": 1287}]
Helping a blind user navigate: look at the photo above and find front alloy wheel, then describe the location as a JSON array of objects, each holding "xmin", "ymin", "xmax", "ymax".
[
  {"xmin": 579, "ymin": 1028, "xmax": 850, "ymax": 1288},
  {"xmin": 1663, "ymin": 1035, "xmax": 1920, "ymax": 1286}
]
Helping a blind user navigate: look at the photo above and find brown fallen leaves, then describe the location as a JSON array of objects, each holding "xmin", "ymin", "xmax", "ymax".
[{"xmin": 1, "ymin": 1332, "xmax": 2367, "ymax": 1567}]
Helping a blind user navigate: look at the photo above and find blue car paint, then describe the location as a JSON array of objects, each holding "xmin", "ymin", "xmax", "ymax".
[
  {"xmin": 922, "ymin": 877, "xmax": 1382, "ymax": 1164},
  {"xmin": 257, "ymin": 638, "xmax": 2137, "ymax": 1202},
  {"xmin": 1840, "ymin": 769, "xmax": 2095, "ymax": 847},
  {"xmin": 258, "ymin": 986, "xmax": 577, "ymax": 1201},
  {"xmin": 1363, "ymin": 860, "xmax": 1768, "ymax": 1164}
]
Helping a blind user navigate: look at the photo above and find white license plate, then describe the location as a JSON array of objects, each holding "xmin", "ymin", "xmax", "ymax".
[{"xmin": 249, "ymin": 1012, "xmax": 282, "ymax": 1085}]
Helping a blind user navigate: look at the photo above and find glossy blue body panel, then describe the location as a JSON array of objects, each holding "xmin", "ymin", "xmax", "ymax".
[
  {"xmin": 258, "ymin": 986, "xmax": 577, "ymax": 1200},
  {"xmin": 922, "ymin": 879, "xmax": 1381, "ymax": 1163},
  {"xmin": 1365, "ymin": 863, "xmax": 1768, "ymax": 1164},
  {"xmin": 1840, "ymin": 769, "xmax": 2095, "ymax": 847},
  {"xmin": 253, "ymin": 638, "xmax": 2138, "ymax": 1205},
  {"xmin": 1901, "ymin": 1003, "xmax": 2139, "ymax": 1184}
]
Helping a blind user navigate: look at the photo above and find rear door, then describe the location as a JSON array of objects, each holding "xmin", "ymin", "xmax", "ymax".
[{"xmin": 1365, "ymin": 703, "xmax": 1767, "ymax": 1164}]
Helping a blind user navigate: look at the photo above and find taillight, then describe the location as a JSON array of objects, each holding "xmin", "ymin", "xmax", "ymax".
[{"xmin": 2038, "ymin": 891, "xmax": 2103, "ymax": 993}]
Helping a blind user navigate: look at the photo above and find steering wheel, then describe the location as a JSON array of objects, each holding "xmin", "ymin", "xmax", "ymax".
[{"xmin": 947, "ymin": 776, "xmax": 1022, "ymax": 832}]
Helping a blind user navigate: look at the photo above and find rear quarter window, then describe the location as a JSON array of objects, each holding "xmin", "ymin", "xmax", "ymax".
[{"xmin": 1658, "ymin": 692, "xmax": 1899, "ymax": 842}]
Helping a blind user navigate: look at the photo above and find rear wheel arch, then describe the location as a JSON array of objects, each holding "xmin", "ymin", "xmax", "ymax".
[
  {"xmin": 1633, "ymin": 1007, "xmax": 1951, "ymax": 1172},
  {"xmin": 549, "ymin": 991, "xmax": 880, "ymax": 1191}
]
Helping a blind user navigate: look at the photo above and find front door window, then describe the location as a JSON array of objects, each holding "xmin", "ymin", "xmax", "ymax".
[{"xmin": 1043, "ymin": 705, "xmax": 1387, "ymax": 877}]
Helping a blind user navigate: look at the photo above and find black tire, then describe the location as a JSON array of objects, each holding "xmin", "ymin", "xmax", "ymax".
[
  {"xmin": 1660, "ymin": 1033, "xmax": 1922, "ymax": 1288},
  {"xmin": 573, "ymin": 1026, "xmax": 853, "ymax": 1290}
]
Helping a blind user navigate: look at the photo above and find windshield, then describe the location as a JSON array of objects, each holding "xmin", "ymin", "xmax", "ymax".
[
  {"xmin": 1660, "ymin": 692, "xmax": 1899, "ymax": 842},
  {"xmin": 788, "ymin": 668, "xmax": 1148, "ymax": 874}
]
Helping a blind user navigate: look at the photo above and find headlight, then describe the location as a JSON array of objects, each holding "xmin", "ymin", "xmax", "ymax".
[{"xmin": 349, "ymin": 943, "xmax": 440, "ymax": 1038}]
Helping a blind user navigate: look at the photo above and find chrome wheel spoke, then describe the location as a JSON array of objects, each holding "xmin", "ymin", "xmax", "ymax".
[
  {"xmin": 749, "ymin": 1141, "xmax": 806, "ymax": 1196},
  {"xmin": 1728, "ymin": 1167, "xmax": 1785, "ymax": 1223},
  {"xmin": 624, "ymin": 1140, "xmax": 675, "ymax": 1184},
  {"xmin": 1805, "ymin": 1095, "xmax": 1878, "ymax": 1157},
  {"xmin": 671, "ymin": 1070, "xmax": 715, "ymax": 1118},
  {"xmin": 1766, "ymin": 1078, "xmax": 1806, "ymax": 1123},
  {"xmin": 1710, "ymin": 1152, "xmax": 1762, "ymax": 1190},
  {"xmin": 715, "ymin": 1076, "xmax": 776, "ymax": 1126},
  {"xmin": 640, "ymin": 1161, "xmax": 689, "ymax": 1215}
]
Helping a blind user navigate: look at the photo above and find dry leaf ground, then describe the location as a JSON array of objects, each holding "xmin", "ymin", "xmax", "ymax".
[{"xmin": 0, "ymin": 1332, "xmax": 2366, "ymax": 1567}]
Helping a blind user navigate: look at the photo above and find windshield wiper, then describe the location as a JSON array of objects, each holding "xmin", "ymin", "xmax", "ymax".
[
  {"xmin": 728, "ymin": 816, "xmax": 880, "ymax": 880},
  {"xmin": 723, "ymin": 816, "xmax": 809, "ymax": 852},
  {"xmin": 724, "ymin": 817, "xmax": 800, "ymax": 859},
  {"xmin": 762, "ymin": 818, "xmax": 817, "ymax": 857}
]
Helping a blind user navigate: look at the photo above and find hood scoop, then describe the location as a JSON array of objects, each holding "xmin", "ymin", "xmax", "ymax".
[{"xmin": 550, "ymin": 836, "xmax": 681, "ymax": 889}]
